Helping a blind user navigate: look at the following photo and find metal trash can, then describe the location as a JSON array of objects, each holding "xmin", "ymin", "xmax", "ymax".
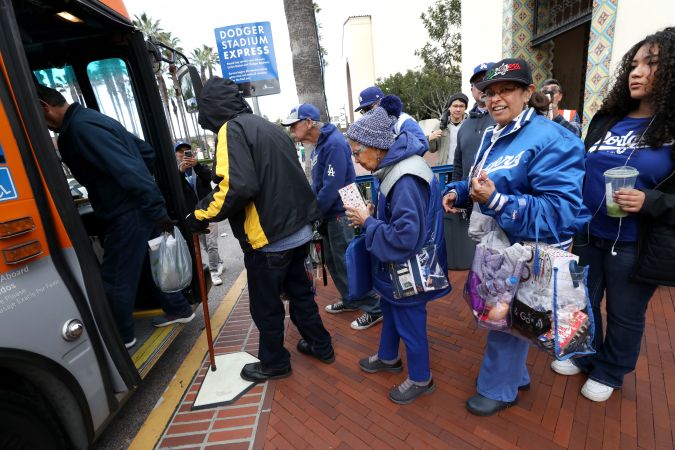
[{"xmin": 443, "ymin": 211, "xmax": 476, "ymax": 270}]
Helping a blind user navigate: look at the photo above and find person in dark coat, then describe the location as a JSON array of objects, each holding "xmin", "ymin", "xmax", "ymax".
[
  {"xmin": 37, "ymin": 84, "xmax": 194, "ymax": 349},
  {"xmin": 551, "ymin": 27, "xmax": 675, "ymax": 403},
  {"xmin": 282, "ymin": 104, "xmax": 382, "ymax": 330},
  {"xmin": 187, "ymin": 77, "xmax": 333, "ymax": 382},
  {"xmin": 174, "ymin": 141, "xmax": 224, "ymax": 285}
]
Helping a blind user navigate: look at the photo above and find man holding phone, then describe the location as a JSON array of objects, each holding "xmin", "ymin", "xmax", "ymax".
[
  {"xmin": 540, "ymin": 79, "xmax": 582, "ymax": 137},
  {"xmin": 174, "ymin": 141, "xmax": 225, "ymax": 285}
]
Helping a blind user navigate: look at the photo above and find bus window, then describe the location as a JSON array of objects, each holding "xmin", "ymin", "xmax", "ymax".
[
  {"xmin": 87, "ymin": 58, "xmax": 144, "ymax": 139},
  {"xmin": 33, "ymin": 66, "xmax": 85, "ymax": 105}
]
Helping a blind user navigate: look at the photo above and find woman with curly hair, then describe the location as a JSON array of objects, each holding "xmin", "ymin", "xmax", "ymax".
[{"xmin": 551, "ymin": 27, "xmax": 675, "ymax": 402}]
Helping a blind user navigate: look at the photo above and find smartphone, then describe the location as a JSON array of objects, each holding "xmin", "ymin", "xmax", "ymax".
[{"xmin": 184, "ymin": 150, "xmax": 193, "ymax": 158}]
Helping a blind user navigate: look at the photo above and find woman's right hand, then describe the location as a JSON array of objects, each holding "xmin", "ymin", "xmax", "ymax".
[{"xmin": 442, "ymin": 192, "xmax": 457, "ymax": 213}]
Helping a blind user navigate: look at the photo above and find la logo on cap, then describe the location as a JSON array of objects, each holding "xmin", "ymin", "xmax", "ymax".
[
  {"xmin": 359, "ymin": 95, "xmax": 363, "ymax": 102},
  {"xmin": 480, "ymin": 63, "xmax": 487, "ymax": 69}
]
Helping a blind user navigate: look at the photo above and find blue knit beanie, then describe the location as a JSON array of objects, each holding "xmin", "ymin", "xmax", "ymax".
[{"xmin": 346, "ymin": 106, "xmax": 396, "ymax": 150}]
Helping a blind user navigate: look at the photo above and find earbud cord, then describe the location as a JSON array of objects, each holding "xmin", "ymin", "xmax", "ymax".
[{"xmin": 607, "ymin": 115, "xmax": 656, "ymax": 256}]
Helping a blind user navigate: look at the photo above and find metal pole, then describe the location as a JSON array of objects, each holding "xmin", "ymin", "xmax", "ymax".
[
  {"xmin": 192, "ymin": 233, "xmax": 217, "ymax": 371},
  {"xmin": 251, "ymin": 95, "xmax": 261, "ymax": 116}
]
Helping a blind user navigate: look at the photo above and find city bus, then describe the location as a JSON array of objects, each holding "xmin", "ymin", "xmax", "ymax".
[{"xmin": 0, "ymin": 0, "xmax": 208, "ymax": 448}]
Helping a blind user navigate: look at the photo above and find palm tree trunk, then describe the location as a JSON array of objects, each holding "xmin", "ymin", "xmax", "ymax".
[{"xmin": 283, "ymin": 0, "xmax": 329, "ymax": 181}]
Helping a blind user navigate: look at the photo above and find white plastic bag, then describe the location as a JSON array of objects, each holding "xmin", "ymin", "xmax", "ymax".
[{"xmin": 148, "ymin": 226, "xmax": 192, "ymax": 292}]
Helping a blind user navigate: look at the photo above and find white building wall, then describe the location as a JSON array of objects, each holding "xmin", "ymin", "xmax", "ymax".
[
  {"xmin": 342, "ymin": 16, "xmax": 377, "ymax": 116},
  {"xmin": 610, "ymin": 0, "xmax": 675, "ymax": 77},
  {"xmin": 460, "ymin": 0, "xmax": 503, "ymax": 96}
]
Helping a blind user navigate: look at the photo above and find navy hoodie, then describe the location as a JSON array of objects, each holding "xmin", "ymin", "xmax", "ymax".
[
  {"xmin": 363, "ymin": 130, "xmax": 451, "ymax": 305},
  {"xmin": 57, "ymin": 103, "xmax": 167, "ymax": 222},
  {"xmin": 311, "ymin": 123, "xmax": 355, "ymax": 218}
]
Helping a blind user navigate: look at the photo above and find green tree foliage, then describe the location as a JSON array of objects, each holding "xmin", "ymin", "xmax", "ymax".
[
  {"xmin": 378, "ymin": 67, "xmax": 458, "ymax": 121},
  {"xmin": 377, "ymin": 0, "xmax": 461, "ymax": 120}
]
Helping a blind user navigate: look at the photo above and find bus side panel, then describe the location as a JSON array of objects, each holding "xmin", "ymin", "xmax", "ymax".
[{"xmin": 0, "ymin": 71, "xmax": 114, "ymax": 433}]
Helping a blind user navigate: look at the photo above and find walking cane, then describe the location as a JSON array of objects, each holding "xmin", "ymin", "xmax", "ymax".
[{"xmin": 192, "ymin": 233, "xmax": 217, "ymax": 371}]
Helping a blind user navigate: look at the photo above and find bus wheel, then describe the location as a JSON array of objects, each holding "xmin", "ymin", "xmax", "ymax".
[{"xmin": 0, "ymin": 390, "xmax": 67, "ymax": 450}]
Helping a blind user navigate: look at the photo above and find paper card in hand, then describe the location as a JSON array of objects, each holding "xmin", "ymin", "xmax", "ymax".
[{"xmin": 338, "ymin": 183, "xmax": 367, "ymax": 210}]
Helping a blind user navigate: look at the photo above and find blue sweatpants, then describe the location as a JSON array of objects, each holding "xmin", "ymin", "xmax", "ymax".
[
  {"xmin": 476, "ymin": 330, "xmax": 531, "ymax": 402},
  {"xmin": 377, "ymin": 299, "xmax": 430, "ymax": 382}
]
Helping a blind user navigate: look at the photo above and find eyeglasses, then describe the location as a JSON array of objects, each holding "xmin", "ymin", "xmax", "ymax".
[
  {"xmin": 483, "ymin": 84, "xmax": 521, "ymax": 99},
  {"xmin": 351, "ymin": 144, "xmax": 367, "ymax": 157},
  {"xmin": 541, "ymin": 88, "xmax": 559, "ymax": 97}
]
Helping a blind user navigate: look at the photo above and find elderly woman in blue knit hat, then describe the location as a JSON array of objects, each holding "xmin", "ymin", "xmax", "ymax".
[{"xmin": 344, "ymin": 96, "xmax": 451, "ymax": 404}]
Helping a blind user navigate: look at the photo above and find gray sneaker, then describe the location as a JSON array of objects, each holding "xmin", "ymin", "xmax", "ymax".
[
  {"xmin": 359, "ymin": 354, "xmax": 403, "ymax": 373},
  {"xmin": 388, "ymin": 378, "xmax": 435, "ymax": 405}
]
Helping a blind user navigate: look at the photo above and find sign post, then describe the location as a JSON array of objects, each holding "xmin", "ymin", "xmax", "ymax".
[{"xmin": 214, "ymin": 21, "xmax": 280, "ymax": 116}]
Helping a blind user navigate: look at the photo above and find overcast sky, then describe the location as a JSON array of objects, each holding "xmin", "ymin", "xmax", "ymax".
[{"xmin": 124, "ymin": 0, "xmax": 436, "ymax": 121}]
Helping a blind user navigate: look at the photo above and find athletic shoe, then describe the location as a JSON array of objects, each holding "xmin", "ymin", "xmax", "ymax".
[
  {"xmin": 350, "ymin": 312, "xmax": 383, "ymax": 330},
  {"xmin": 151, "ymin": 311, "xmax": 195, "ymax": 327},
  {"xmin": 581, "ymin": 378, "xmax": 614, "ymax": 402},
  {"xmin": 211, "ymin": 273, "xmax": 223, "ymax": 286},
  {"xmin": 124, "ymin": 337, "xmax": 137, "ymax": 349},
  {"xmin": 551, "ymin": 359, "xmax": 582, "ymax": 376},
  {"xmin": 324, "ymin": 301, "xmax": 358, "ymax": 314},
  {"xmin": 389, "ymin": 378, "xmax": 435, "ymax": 404},
  {"xmin": 359, "ymin": 354, "xmax": 403, "ymax": 373}
]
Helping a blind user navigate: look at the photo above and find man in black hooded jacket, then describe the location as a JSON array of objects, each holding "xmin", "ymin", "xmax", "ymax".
[{"xmin": 186, "ymin": 77, "xmax": 334, "ymax": 381}]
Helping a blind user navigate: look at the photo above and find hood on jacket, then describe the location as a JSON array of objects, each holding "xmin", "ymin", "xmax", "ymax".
[
  {"xmin": 377, "ymin": 130, "xmax": 426, "ymax": 170},
  {"xmin": 316, "ymin": 122, "xmax": 339, "ymax": 146},
  {"xmin": 198, "ymin": 77, "xmax": 253, "ymax": 133}
]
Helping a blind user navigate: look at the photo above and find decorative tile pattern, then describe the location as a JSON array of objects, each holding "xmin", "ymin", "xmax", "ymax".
[
  {"xmin": 582, "ymin": 0, "xmax": 619, "ymax": 133},
  {"xmin": 501, "ymin": 0, "xmax": 553, "ymax": 87}
]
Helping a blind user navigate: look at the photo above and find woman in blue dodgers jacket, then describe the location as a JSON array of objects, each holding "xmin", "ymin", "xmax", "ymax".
[
  {"xmin": 344, "ymin": 96, "xmax": 451, "ymax": 405},
  {"xmin": 443, "ymin": 58, "xmax": 589, "ymax": 416}
]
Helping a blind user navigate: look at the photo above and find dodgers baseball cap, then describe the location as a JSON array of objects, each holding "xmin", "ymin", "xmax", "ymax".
[
  {"xmin": 281, "ymin": 103, "xmax": 321, "ymax": 126},
  {"xmin": 469, "ymin": 62, "xmax": 495, "ymax": 83},
  {"xmin": 474, "ymin": 58, "xmax": 533, "ymax": 91},
  {"xmin": 174, "ymin": 140, "xmax": 191, "ymax": 152},
  {"xmin": 355, "ymin": 86, "xmax": 384, "ymax": 112}
]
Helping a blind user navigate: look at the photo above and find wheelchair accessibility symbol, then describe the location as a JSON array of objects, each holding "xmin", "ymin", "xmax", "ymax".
[{"xmin": 0, "ymin": 167, "xmax": 18, "ymax": 202}]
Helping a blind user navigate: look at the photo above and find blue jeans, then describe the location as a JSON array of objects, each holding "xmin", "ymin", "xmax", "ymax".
[
  {"xmin": 378, "ymin": 300, "xmax": 430, "ymax": 382},
  {"xmin": 245, "ymin": 243, "xmax": 332, "ymax": 368},
  {"xmin": 571, "ymin": 236, "xmax": 656, "ymax": 388},
  {"xmin": 477, "ymin": 331, "xmax": 531, "ymax": 402},
  {"xmin": 102, "ymin": 209, "xmax": 193, "ymax": 342},
  {"xmin": 324, "ymin": 214, "xmax": 380, "ymax": 314}
]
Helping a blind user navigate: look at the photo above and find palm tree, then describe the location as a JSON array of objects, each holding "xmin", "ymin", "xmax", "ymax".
[
  {"xmin": 132, "ymin": 13, "xmax": 176, "ymax": 140},
  {"xmin": 190, "ymin": 45, "xmax": 218, "ymax": 83},
  {"xmin": 283, "ymin": 0, "xmax": 329, "ymax": 179}
]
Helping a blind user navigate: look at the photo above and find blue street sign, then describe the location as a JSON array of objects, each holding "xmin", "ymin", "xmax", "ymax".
[
  {"xmin": 214, "ymin": 21, "xmax": 280, "ymax": 97},
  {"xmin": 0, "ymin": 167, "xmax": 17, "ymax": 202}
]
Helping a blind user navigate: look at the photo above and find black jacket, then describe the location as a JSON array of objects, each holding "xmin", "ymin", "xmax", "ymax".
[
  {"xmin": 179, "ymin": 163, "xmax": 213, "ymax": 210},
  {"xmin": 195, "ymin": 77, "xmax": 321, "ymax": 252},
  {"xmin": 57, "ymin": 103, "xmax": 167, "ymax": 221},
  {"xmin": 585, "ymin": 112, "xmax": 675, "ymax": 286}
]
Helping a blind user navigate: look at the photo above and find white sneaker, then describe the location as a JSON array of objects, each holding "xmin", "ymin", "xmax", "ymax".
[
  {"xmin": 581, "ymin": 378, "xmax": 614, "ymax": 402},
  {"xmin": 215, "ymin": 262, "xmax": 225, "ymax": 276},
  {"xmin": 211, "ymin": 274, "xmax": 223, "ymax": 286},
  {"xmin": 551, "ymin": 359, "xmax": 582, "ymax": 376}
]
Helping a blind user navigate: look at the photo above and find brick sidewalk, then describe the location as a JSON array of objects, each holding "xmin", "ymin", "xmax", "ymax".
[{"xmin": 152, "ymin": 271, "xmax": 675, "ymax": 449}]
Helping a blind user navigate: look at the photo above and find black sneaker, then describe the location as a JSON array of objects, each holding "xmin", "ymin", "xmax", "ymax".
[
  {"xmin": 124, "ymin": 337, "xmax": 137, "ymax": 349},
  {"xmin": 351, "ymin": 312, "xmax": 383, "ymax": 330},
  {"xmin": 151, "ymin": 312, "xmax": 196, "ymax": 327},
  {"xmin": 359, "ymin": 354, "xmax": 403, "ymax": 373},
  {"xmin": 325, "ymin": 301, "xmax": 358, "ymax": 314},
  {"xmin": 388, "ymin": 378, "xmax": 436, "ymax": 404}
]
